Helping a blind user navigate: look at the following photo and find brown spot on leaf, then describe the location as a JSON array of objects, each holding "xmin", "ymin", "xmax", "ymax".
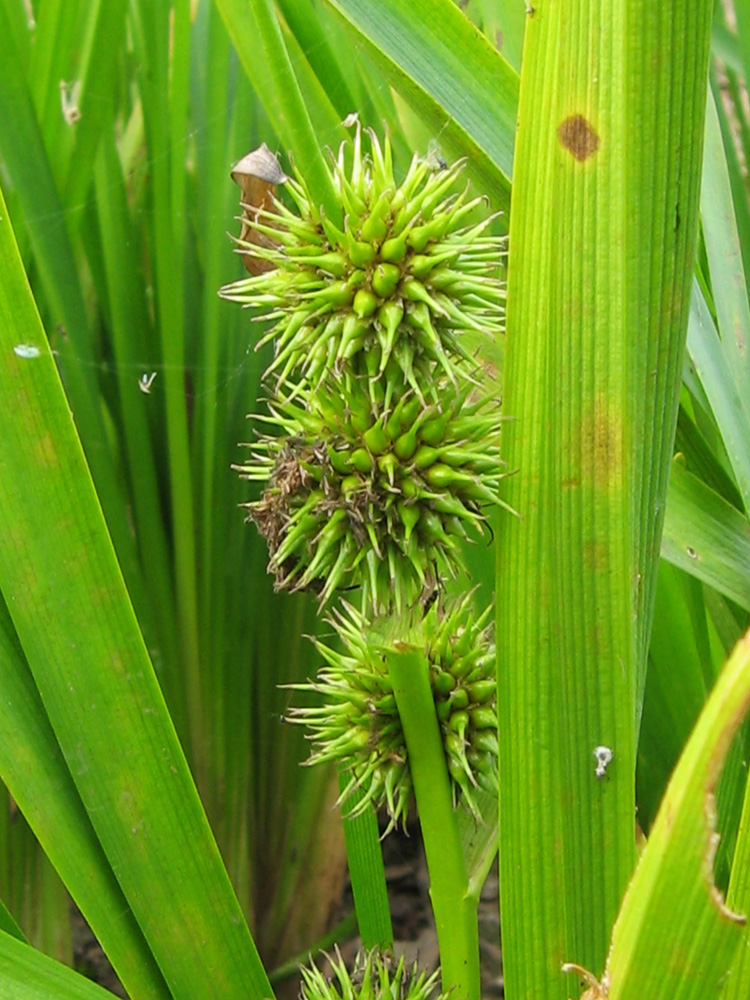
[
  {"xmin": 34, "ymin": 430, "xmax": 58, "ymax": 469},
  {"xmin": 558, "ymin": 115, "xmax": 600, "ymax": 162},
  {"xmin": 582, "ymin": 540, "xmax": 609, "ymax": 572},
  {"xmin": 579, "ymin": 399, "xmax": 624, "ymax": 489},
  {"xmin": 736, "ymin": 321, "xmax": 747, "ymax": 358}
]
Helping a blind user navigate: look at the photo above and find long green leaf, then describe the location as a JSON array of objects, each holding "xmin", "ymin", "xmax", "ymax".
[
  {"xmin": 90, "ymin": 132, "xmax": 179, "ymax": 683},
  {"xmin": 0, "ymin": 931, "xmax": 114, "ymax": 1000},
  {"xmin": 0, "ymin": 0, "xmax": 145, "ymax": 611},
  {"xmin": 636, "ymin": 564, "xmax": 710, "ymax": 832},
  {"xmin": 276, "ymin": 0, "xmax": 359, "ymax": 120},
  {"xmin": 695, "ymin": 88, "xmax": 750, "ymax": 517},
  {"xmin": 127, "ymin": 0, "xmax": 218, "ymax": 785},
  {"xmin": 338, "ymin": 775, "xmax": 393, "ymax": 951},
  {"xmin": 213, "ymin": 0, "xmax": 344, "ymax": 211},
  {"xmin": 662, "ymin": 459, "xmax": 750, "ymax": 613},
  {"xmin": 0, "ymin": 597, "xmax": 170, "ymax": 1000},
  {"xmin": 61, "ymin": 0, "xmax": 130, "ymax": 214},
  {"xmin": 604, "ymin": 630, "xmax": 750, "ymax": 1000},
  {"xmin": 496, "ymin": 4, "xmax": 713, "ymax": 999},
  {"xmin": 0, "ymin": 177, "xmax": 273, "ymax": 1000},
  {"xmin": 387, "ymin": 646, "xmax": 478, "ymax": 1000},
  {"xmin": 322, "ymin": 0, "xmax": 517, "ymax": 212}
]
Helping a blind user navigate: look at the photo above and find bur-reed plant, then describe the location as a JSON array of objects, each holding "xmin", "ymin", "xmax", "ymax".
[
  {"xmin": 221, "ymin": 121, "xmax": 507, "ymax": 1000},
  {"xmin": 2, "ymin": 4, "xmax": 750, "ymax": 1000}
]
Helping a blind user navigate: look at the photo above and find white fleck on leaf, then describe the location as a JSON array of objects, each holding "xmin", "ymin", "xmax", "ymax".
[{"xmin": 13, "ymin": 344, "xmax": 41, "ymax": 359}]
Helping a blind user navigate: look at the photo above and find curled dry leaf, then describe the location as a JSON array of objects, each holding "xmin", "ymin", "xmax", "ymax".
[
  {"xmin": 231, "ymin": 143, "xmax": 287, "ymax": 275},
  {"xmin": 562, "ymin": 963, "xmax": 608, "ymax": 1000}
]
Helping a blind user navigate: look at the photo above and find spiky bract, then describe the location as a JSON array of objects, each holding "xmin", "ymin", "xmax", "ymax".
[
  {"xmin": 286, "ymin": 593, "xmax": 498, "ymax": 831},
  {"xmin": 220, "ymin": 125, "xmax": 505, "ymax": 393},
  {"xmin": 300, "ymin": 948, "xmax": 444, "ymax": 1000},
  {"xmin": 236, "ymin": 378, "xmax": 506, "ymax": 615}
]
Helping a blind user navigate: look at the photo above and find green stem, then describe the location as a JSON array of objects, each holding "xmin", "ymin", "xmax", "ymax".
[
  {"xmin": 386, "ymin": 645, "xmax": 479, "ymax": 1000},
  {"xmin": 338, "ymin": 770, "xmax": 394, "ymax": 950}
]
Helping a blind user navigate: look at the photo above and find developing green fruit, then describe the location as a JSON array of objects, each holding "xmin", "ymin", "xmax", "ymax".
[
  {"xmin": 236, "ymin": 376, "xmax": 508, "ymax": 616},
  {"xmin": 299, "ymin": 947, "xmax": 446, "ymax": 1000},
  {"xmin": 224, "ymin": 123, "xmax": 512, "ymax": 615},
  {"xmin": 219, "ymin": 121, "xmax": 505, "ymax": 391},
  {"xmin": 286, "ymin": 592, "xmax": 498, "ymax": 830}
]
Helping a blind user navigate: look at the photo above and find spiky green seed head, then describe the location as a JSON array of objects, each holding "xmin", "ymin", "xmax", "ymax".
[
  {"xmin": 220, "ymin": 122, "xmax": 505, "ymax": 392},
  {"xmin": 235, "ymin": 374, "xmax": 507, "ymax": 616},
  {"xmin": 286, "ymin": 592, "xmax": 497, "ymax": 832},
  {"xmin": 300, "ymin": 948, "xmax": 445, "ymax": 1000}
]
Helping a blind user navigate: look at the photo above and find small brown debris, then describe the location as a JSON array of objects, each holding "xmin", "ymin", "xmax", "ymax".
[
  {"xmin": 562, "ymin": 963, "xmax": 608, "ymax": 999},
  {"xmin": 231, "ymin": 143, "xmax": 287, "ymax": 274}
]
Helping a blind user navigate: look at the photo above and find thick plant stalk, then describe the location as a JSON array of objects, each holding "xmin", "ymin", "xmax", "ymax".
[
  {"xmin": 386, "ymin": 646, "xmax": 479, "ymax": 1000},
  {"xmin": 496, "ymin": 4, "xmax": 713, "ymax": 1000}
]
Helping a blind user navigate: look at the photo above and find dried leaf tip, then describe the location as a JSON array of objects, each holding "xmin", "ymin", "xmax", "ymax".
[
  {"xmin": 562, "ymin": 963, "xmax": 608, "ymax": 1000},
  {"xmin": 231, "ymin": 144, "xmax": 287, "ymax": 275},
  {"xmin": 230, "ymin": 143, "xmax": 287, "ymax": 186}
]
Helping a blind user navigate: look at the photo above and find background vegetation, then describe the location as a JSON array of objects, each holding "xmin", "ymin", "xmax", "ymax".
[{"xmin": 1, "ymin": 1, "xmax": 750, "ymax": 999}]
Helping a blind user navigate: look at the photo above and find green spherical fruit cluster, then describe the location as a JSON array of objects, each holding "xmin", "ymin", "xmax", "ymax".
[
  {"xmin": 300, "ymin": 947, "xmax": 444, "ymax": 1000},
  {"xmin": 225, "ymin": 123, "xmax": 506, "ymax": 616},
  {"xmin": 221, "ymin": 125, "xmax": 504, "ymax": 394},
  {"xmin": 286, "ymin": 594, "xmax": 497, "ymax": 831},
  {"xmin": 236, "ymin": 379, "xmax": 505, "ymax": 614}
]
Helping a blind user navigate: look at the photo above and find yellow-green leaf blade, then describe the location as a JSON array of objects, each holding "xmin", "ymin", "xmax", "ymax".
[
  {"xmin": 606, "ymin": 632, "xmax": 750, "ymax": 1000},
  {"xmin": 496, "ymin": 3, "xmax": 714, "ymax": 999}
]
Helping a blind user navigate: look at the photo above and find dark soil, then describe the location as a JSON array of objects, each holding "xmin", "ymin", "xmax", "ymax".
[
  {"xmin": 336, "ymin": 820, "xmax": 503, "ymax": 998},
  {"xmin": 71, "ymin": 906, "xmax": 127, "ymax": 998},
  {"xmin": 72, "ymin": 821, "xmax": 502, "ymax": 998}
]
